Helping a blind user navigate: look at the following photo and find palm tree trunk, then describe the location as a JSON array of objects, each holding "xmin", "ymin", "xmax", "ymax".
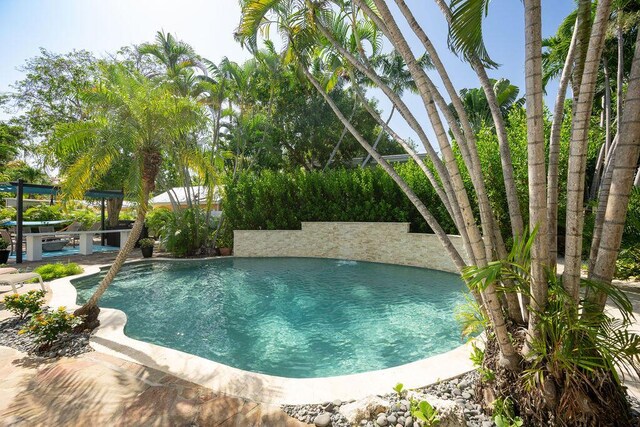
[
  {"xmin": 299, "ymin": 64, "xmax": 466, "ymax": 271},
  {"xmin": 325, "ymin": 95, "xmax": 358, "ymax": 170},
  {"xmin": 361, "ymin": 106, "xmax": 394, "ymax": 167},
  {"xmin": 571, "ymin": 0, "xmax": 593, "ymax": 106},
  {"xmin": 548, "ymin": 19, "xmax": 579, "ymax": 266},
  {"xmin": 563, "ymin": 0, "xmax": 613, "ymax": 301},
  {"xmin": 590, "ymin": 62, "xmax": 613, "ymax": 201},
  {"xmin": 635, "ymin": 166, "xmax": 640, "ymax": 187},
  {"xmin": 397, "ymin": 0, "xmax": 524, "ymax": 246},
  {"xmin": 617, "ymin": 7, "xmax": 624, "ymax": 137},
  {"xmin": 358, "ymin": 0, "xmax": 495, "ymax": 267},
  {"xmin": 75, "ymin": 152, "xmax": 161, "ymax": 326},
  {"xmin": 588, "ymin": 134, "xmax": 619, "ymax": 271},
  {"xmin": 523, "ymin": 0, "xmax": 549, "ymax": 349},
  {"xmin": 588, "ymin": 29, "xmax": 640, "ymax": 311}
]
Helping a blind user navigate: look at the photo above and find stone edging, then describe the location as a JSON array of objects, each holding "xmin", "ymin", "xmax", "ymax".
[{"xmin": 49, "ymin": 257, "xmax": 476, "ymax": 405}]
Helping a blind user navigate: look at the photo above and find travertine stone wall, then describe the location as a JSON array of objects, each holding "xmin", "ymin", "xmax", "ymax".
[{"xmin": 233, "ymin": 222, "xmax": 466, "ymax": 273}]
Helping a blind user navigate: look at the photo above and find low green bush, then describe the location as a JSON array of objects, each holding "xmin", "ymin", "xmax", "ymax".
[
  {"xmin": 145, "ymin": 207, "xmax": 173, "ymax": 238},
  {"xmin": 615, "ymin": 246, "xmax": 640, "ymax": 280},
  {"xmin": 3, "ymin": 290, "xmax": 46, "ymax": 320},
  {"xmin": 0, "ymin": 206, "xmax": 17, "ymax": 220},
  {"xmin": 33, "ymin": 263, "xmax": 83, "ymax": 281},
  {"xmin": 68, "ymin": 209, "xmax": 99, "ymax": 229},
  {"xmin": 20, "ymin": 307, "xmax": 83, "ymax": 345},
  {"xmin": 161, "ymin": 207, "xmax": 213, "ymax": 257},
  {"xmin": 23, "ymin": 204, "xmax": 62, "ymax": 222}
]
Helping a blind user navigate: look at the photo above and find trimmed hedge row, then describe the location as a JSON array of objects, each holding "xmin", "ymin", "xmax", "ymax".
[{"xmin": 223, "ymin": 163, "xmax": 456, "ymax": 234}]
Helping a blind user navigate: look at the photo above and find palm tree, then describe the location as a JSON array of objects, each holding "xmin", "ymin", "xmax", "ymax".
[{"xmin": 53, "ymin": 64, "xmax": 204, "ymax": 323}]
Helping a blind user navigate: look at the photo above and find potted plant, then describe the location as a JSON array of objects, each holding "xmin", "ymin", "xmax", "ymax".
[
  {"xmin": 139, "ymin": 238, "xmax": 155, "ymax": 258},
  {"xmin": 0, "ymin": 237, "xmax": 10, "ymax": 264}
]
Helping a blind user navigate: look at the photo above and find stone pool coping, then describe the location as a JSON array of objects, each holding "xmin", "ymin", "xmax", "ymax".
[{"xmin": 49, "ymin": 257, "xmax": 476, "ymax": 405}]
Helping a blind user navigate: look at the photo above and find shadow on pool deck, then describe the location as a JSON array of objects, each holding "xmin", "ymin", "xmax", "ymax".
[{"xmin": 0, "ymin": 345, "xmax": 307, "ymax": 426}]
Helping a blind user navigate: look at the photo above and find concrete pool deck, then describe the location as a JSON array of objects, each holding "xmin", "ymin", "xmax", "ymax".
[{"xmin": 47, "ymin": 259, "xmax": 476, "ymax": 405}]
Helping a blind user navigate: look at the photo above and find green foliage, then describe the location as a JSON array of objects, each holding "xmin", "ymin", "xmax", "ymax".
[
  {"xmin": 138, "ymin": 238, "xmax": 155, "ymax": 248},
  {"xmin": 33, "ymin": 263, "xmax": 83, "ymax": 281},
  {"xmin": 392, "ymin": 383, "xmax": 405, "ymax": 398},
  {"xmin": 160, "ymin": 208, "xmax": 212, "ymax": 257},
  {"xmin": 410, "ymin": 399, "xmax": 440, "ymax": 426},
  {"xmin": 522, "ymin": 275, "xmax": 640, "ymax": 417},
  {"xmin": 454, "ymin": 296, "xmax": 487, "ymax": 338},
  {"xmin": 216, "ymin": 222, "xmax": 233, "ymax": 248},
  {"xmin": 0, "ymin": 206, "xmax": 17, "ymax": 220},
  {"xmin": 492, "ymin": 398, "xmax": 523, "ymax": 427},
  {"xmin": 67, "ymin": 208, "xmax": 99, "ymax": 229},
  {"xmin": 23, "ymin": 204, "xmax": 62, "ymax": 222},
  {"xmin": 145, "ymin": 207, "xmax": 173, "ymax": 238},
  {"xmin": 615, "ymin": 245, "xmax": 640, "ymax": 280},
  {"xmin": 3, "ymin": 290, "xmax": 46, "ymax": 320},
  {"xmin": 469, "ymin": 342, "xmax": 485, "ymax": 367},
  {"xmin": 224, "ymin": 163, "xmax": 455, "ymax": 235},
  {"xmin": 20, "ymin": 307, "xmax": 83, "ymax": 345},
  {"xmin": 0, "ymin": 237, "xmax": 8, "ymax": 250}
]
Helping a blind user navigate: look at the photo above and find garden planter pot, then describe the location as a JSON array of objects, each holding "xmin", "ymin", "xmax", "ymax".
[
  {"xmin": 141, "ymin": 247, "xmax": 154, "ymax": 258},
  {"xmin": 0, "ymin": 249, "xmax": 9, "ymax": 264},
  {"xmin": 219, "ymin": 247, "xmax": 232, "ymax": 256}
]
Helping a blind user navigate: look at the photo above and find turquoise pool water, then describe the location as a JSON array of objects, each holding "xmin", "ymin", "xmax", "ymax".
[{"xmin": 72, "ymin": 257, "xmax": 467, "ymax": 378}]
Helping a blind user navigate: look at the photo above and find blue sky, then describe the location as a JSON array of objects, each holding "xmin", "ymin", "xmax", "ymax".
[{"xmin": 0, "ymin": 0, "xmax": 575, "ymax": 152}]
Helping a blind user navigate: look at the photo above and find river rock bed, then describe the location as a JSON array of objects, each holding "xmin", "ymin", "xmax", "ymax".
[
  {"xmin": 282, "ymin": 372, "xmax": 494, "ymax": 427},
  {"xmin": 0, "ymin": 315, "xmax": 92, "ymax": 358},
  {"xmin": 283, "ymin": 369, "xmax": 640, "ymax": 426}
]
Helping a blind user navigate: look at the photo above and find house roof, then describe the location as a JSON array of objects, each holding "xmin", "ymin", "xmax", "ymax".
[{"xmin": 150, "ymin": 186, "xmax": 222, "ymax": 205}]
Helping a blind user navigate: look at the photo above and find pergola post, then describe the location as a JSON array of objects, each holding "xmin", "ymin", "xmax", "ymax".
[
  {"xmin": 101, "ymin": 198, "xmax": 106, "ymax": 246},
  {"xmin": 16, "ymin": 179, "xmax": 24, "ymax": 264}
]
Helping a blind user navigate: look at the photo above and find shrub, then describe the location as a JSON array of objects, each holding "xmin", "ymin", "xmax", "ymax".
[
  {"xmin": 0, "ymin": 206, "xmax": 16, "ymax": 220},
  {"xmin": 33, "ymin": 263, "xmax": 83, "ymax": 281},
  {"xmin": 145, "ymin": 207, "xmax": 173, "ymax": 238},
  {"xmin": 161, "ymin": 207, "xmax": 213, "ymax": 257},
  {"xmin": 138, "ymin": 238, "xmax": 155, "ymax": 248},
  {"xmin": 615, "ymin": 246, "xmax": 640, "ymax": 280},
  {"xmin": 20, "ymin": 307, "xmax": 83, "ymax": 345},
  {"xmin": 23, "ymin": 204, "xmax": 62, "ymax": 222},
  {"xmin": 3, "ymin": 290, "xmax": 46, "ymax": 319},
  {"xmin": 68, "ymin": 208, "xmax": 99, "ymax": 229},
  {"xmin": 0, "ymin": 237, "xmax": 9, "ymax": 250}
]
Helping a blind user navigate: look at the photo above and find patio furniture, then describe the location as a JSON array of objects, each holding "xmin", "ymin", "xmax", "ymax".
[
  {"xmin": 25, "ymin": 229, "xmax": 131, "ymax": 261},
  {"xmin": 60, "ymin": 221, "xmax": 82, "ymax": 247},
  {"xmin": 0, "ymin": 267, "xmax": 18, "ymax": 275},
  {"xmin": 0, "ymin": 272, "xmax": 45, "ymax": 294},
  {"xmin": 37, "ymin": 225, "xmax": 67, "ymax": 251}
]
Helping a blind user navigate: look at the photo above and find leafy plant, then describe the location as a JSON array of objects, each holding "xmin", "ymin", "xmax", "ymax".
[
  {"xmin": 393, "ymin": 383, "xmax": 405, "ymax": 398},
  {"xmin": 23, "ymin": 204, "xmax": 63, "ymax": 222},
  {"xmin": 3, "ymin": 290, "xmax": 46, "ymax": 319},
  {"xmin": 0, "ymin": 237, "xmax": 8, "ymax": 250},
  {"xmin": 0, "ymin": 207, "xmax": 16, "ymax": 221},
  {"xmin": 492, "ymin": 398, "xmax": 523, "ymax": 427},
  {"xmin": 454, "ymin": 296, "xmax": 487, "ymax": 338},
  {"xmin": 410, "ymin": 400, "xmax": 440, "ymax": 426},
  {"xmin": 145, "ymin": 207, "xmax": 173, "ymax": 238},
  {"xmin": 20, "ymin": 307, "xmax": 83, "ymax": 345},
  {"xmin": 33, "ymin": 263, "xmax": 83, "ymax": 281},
  {"xmin": 469, "ymin": 342, "xmax": 485, "ymax": 367},
  {"xmin": 615, "ymin": 245, "xmax": 640, "ymax": 280},
  {"xmin": 160, "ymin": 207, "xmax": 213, "ymax": 257},
  {"xmin": 138, "ymin": 238, "xmax": 155, "ymax": 248}
]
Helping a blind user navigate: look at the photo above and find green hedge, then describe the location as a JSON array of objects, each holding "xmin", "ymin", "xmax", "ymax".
[{"xmin": 223, "ymin": 163, "xmax": 456, "ymax": 235}]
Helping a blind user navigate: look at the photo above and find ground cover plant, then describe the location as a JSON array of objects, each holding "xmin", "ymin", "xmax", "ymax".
[{"xmin": 33, "ymin": 263, "xmax": 83, "ymax": 281}]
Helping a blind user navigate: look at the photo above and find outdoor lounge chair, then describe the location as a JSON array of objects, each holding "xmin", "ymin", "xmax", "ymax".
[
  {"xmin": 60, "ymin": 221, "xmax": 82, "ymax": 247},
  {"xmin": 37, "ymin": 225, "xmax": 67, "ymax": 251},
  {"xmin": 0, "ymin": 272, "xmax": 45, "ymax": 294},
  {"xmin": 0, "ymin": 229, "xmax": 14, "ymax": 255},
  {"xmin": 0, "ymin": 268, "xmax": 18, "ymax": 275}
]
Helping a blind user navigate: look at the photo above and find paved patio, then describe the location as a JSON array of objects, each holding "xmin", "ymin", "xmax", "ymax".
[{"xmin": 0, "ymin": 346, "xmax": 306, "ymax": 426}]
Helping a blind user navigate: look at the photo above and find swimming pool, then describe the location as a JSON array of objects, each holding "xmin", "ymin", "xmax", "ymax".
[{"xmin": 72, "ymin": 257, "xmax": 467, "ymax": 378}]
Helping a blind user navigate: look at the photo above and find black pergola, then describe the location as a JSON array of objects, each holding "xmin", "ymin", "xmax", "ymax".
[{"xmin": 0, "ymin": 179, "xmax": 125, "ymax": 263}]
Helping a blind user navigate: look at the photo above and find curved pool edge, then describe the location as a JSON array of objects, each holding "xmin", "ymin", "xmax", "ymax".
[{"xmin": 51, "ymin": 258, "xmax": 478, "ymax": 405}]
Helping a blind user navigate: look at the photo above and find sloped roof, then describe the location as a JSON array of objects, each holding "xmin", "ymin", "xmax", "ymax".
[{"xmin": 150, "ymin": 186, "xmax": 222, "ymax": 205}]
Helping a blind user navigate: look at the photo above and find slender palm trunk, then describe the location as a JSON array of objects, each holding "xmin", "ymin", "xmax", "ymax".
[
  {"xmin": 548, "ymin": 20, "xmax": 579, "ymax": 266},
  {"xmin": 523, "ymin": 0, "xmax": 549, "ymax": 352},
  {"xmin": 617, "ymin": 8, "xmax": 624, "ymax": 137},
  {"xmin": 590, "ymin": 63, "xmax": 613, "ymax": 201},
  {"xmin": 325, "ymin": 94, "xmax": 358, "ymax": 170},
  {"xmin": 589, "ymin": 30, "xmax": 640, "ymax": 311},
  {"xmin": 572, "ymin": 0, "xmax": 593, "ymax": 106},
  {"xmin": 299, "ymin": 64, "xmax": 466, "ymax": 270},
  {"xmin": 635, "ymin": 166, "xmax": 640, "ymax": 187},
  {"xmin": 361, "ymin": 106, "xmax": 394, "ymax": 167},
  {"xmin": 563, "ymin": 0, "xmax": 613, "ymax": 300},
  {"xmin": 75, "ymin": 151, "xmax": 161, "ymax": 325}
]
